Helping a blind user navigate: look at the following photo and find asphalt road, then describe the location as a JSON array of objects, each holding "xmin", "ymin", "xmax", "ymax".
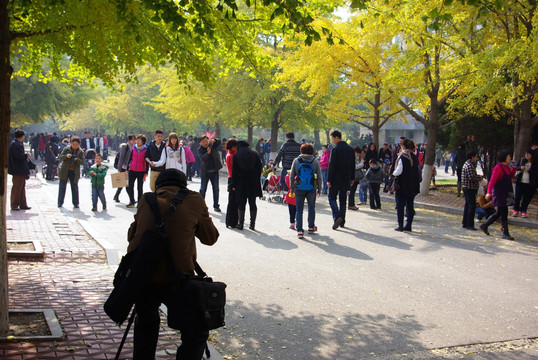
[{"xmin": 39, "ymin": 167, "xmax": 538, "ymax": 359}]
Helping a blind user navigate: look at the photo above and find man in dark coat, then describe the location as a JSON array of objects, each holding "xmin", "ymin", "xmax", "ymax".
[
  {"xmin": 327, "ymin": 130, "xmax": 355, "ymax": 229},
  {"xmin": 198, "ymin": 136, "xmax": 223, "ymax": 212},
  {"xmin": 232, "ymin": 141, "xmax": 263, "ymax": 230},
  {"xmin": 8, "ymin": 129, "xmax": 31, "ymax": 210},
  {"xmin": 44, "ymin": 136, "xmax": 59, "ymax": 180},
  {"xmin": 274, "ymin": 132, "xmax": 301, "ymax": 191}
]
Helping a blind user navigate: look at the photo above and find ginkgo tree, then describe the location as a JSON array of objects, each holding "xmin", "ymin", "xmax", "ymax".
[{"xmin": 278, "ymin": 13, "xmax": 405, "ymax": 150}]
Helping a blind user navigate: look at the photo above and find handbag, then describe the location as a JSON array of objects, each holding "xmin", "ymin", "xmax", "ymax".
[
  {"xmin": 144, "ymin": 190, "xmax": 227, "ymax": 332},
  {"xmin": 385, "ymin": 175, "xmax": 400, "ymax": 193}
]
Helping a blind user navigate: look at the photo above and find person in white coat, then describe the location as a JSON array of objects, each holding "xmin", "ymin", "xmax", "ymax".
[{"xmin": 150, "ymin": 132, "xmax": 187, "ymax": 175}]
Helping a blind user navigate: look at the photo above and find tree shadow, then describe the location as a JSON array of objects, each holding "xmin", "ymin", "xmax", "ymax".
[{"xmin": 215, "ymin": 300, "xmax": 430, "ymax": 359}]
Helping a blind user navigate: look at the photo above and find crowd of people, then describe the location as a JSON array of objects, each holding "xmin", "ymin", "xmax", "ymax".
[{"xmin": 8, "ymin": 128, "xmax": 538, "ymax": 236}]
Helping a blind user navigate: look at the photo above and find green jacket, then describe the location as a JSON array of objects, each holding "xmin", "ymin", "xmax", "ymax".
[
  {"xmin": 90, "ymin": 163, "xmax": 108, "ymax": 186},
  {"xmin": 58, "ymin": 145, "xmax": 85, "ymax": 181}
]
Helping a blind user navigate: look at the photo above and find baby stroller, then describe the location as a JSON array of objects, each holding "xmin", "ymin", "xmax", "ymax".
[
  {"xmin": 264, "ymin": 173, "xmax": 284, "ymax": 202},
  {"xmin": 83, "ymin": 149, "xmax": 97, "ymax": 177}
]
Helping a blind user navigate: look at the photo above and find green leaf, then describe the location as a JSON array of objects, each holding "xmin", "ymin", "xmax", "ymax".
[{"xmin": 350, "ymin": 0, "xmax": 367, "ymax": 9}]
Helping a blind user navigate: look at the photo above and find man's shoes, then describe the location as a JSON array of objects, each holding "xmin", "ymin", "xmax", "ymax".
[
  {"xmin": 348, "ymin": 205, "xmax": 358, "ymax": 210},
  {"xmin": 479, "ymin": 223, "xmax": 490, "ymax": 236},
  {"xmin": 91, "ymin": 207, "xmax": 97, "ymax": 212},
  {"xmin": 214, "ymin": 207, "xmax": 221, "ymax": 212},
  {"xmin": 521, "ymin": 212, "xmax": 528, "ymax": 218},
  {"xmin": 466, "ymin": 227, "xmax": 477, "ymax": 231},
  {"xmin": 307, "ymin": 226, "xmax": 317, "ymax": 234},
  {"xmin": 58, "ymin": 204, "xmax": 63, "ymax": 208},
  {"xmin": 74, "ymin": 205, "xmax": 79, "ymax": 208},
  {"xmin": 20, "ymin": 206, "xmax": 31, "ymax": 210},
  {"xmin": 11, "ymin": 208, "xmax": 19, "ymax": 211},
  {"xmin": 332, "ymin": 217, "xmax": 343, "ymax": 230},
  {"xmin": 502, "ymin": 233, "xmax": 515, "ymax": 241},
  {"xmin": 289, "ymin": 223, "xmax": 296, "ymax": 230},
  {"xmin": 297, "ymin": 232, "xmax": 304, "ymax": 239},
  {"xmin": 113, "ymin": 196, "xmax": 120, "ymax": 203},
  {"xmin": 126, "ymin": 202, "xmax": 136, "ymax": 208},
  {"xmin": 512, "ymin": 210, "xmax": 519, "ymax": 217},
  {"xmin": 103, "ymin": 205, "xmax": 107, "ymax": 210},
  {"xmin": 394, "ymin": 227, "xmax": 404, "ymax": 232}
]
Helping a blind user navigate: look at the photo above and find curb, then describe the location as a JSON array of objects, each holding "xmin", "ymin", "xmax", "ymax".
[{"xmin": 379, "ymin": 194, "xmax": 538, "ymax": 230}]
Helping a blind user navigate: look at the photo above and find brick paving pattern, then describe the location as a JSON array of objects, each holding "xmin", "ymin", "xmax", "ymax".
[{"xmin": 2, "ymin": 177, "xmax": 185, "ymax": 359}]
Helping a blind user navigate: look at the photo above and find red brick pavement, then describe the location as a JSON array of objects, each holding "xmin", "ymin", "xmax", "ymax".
[{"xmin": 2, "ymin": 177, "xmax": 188, "ymax": 359}]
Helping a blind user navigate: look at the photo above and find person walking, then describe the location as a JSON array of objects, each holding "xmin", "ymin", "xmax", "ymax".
[
  {"xmin": 392, "ymin": 139, "xmax": 420, "ymax": 232},
  {"xmin": 327, "ymin": 130, "xmax": 355, "ymax": 230},
  {"xmin": 264, "ymin": 139, "xmax": 271, "ymax": 165},
  {"xmin": 198, "ymin": 136, "xmax": 223, "ymax": 212},
  {"xmin": 8, "ymin": 129, "xmax": 31, "ymax": 211},
  {"xmin": 90, "ymin": 154, "xmax": 108, "ymax": 211},
  {"xmin": 274, "ymin": 132, "xmax": 301, "ymax": 192},
  {"xmin": 151, "ymin": 133, "xmax": 187, "ymax": 174},
  {"xmin": 461, "ymin": 151, "xmax": 483, "ymax": 230},
  {"xmin": 513, "ymin": 150, "xmax": 535, "ymax": 218},
  {"xmin": 480, "ymin": 150, "xmax": 517, "ymax": 240},
  {"xmin": 44, "ymin": 136, "xmax": 59, "ymax": 180},
  {"xmin": 126, "ymin": 169, "xmax": 219, "ymax": 360},
  {"xmin": 365, "ymin": 159, "xmax": 384, "ymax": 210},
  {"xmin": 113, "ymin": 135, "xmax": 135, "ymax": 203},
  {"xmin": 348, "ymin": 146, "xmax": 364, "ymax": 210},
  {"xmin": 126, "ymin": 134, "xmax": 149, "ymax": 208},
  {"xmin": 183, "ymin": 141, "xmax": 196, "ymax": 182},
  {"xmin": 319, "ymin": 145, "xmax": 330, "ymax": 195},
  {"xmin": 256, "ymin": 139, "xmax": 265, "ymax": 164},
  {"xmin": 232, "ymin": 140, "xmax": 263, "ymax": 230},
  {"xmin": 58, "ymin": 137, "xmax": 85, "ymax": 208},
  {"xmin": 146, "ymin": 130, "xmax": 166, "ymax": 192},
  {"xmin": 289, "ymin": 143, "xmax": 322, "ymax": 239},
  {"xmin": 225, "ymin": 139, "xmax": 239, "ymax": 228}
]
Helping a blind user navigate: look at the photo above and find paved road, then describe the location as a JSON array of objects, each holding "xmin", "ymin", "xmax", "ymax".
[{"xmin": 38, "ymin": 167, "xmax": 538, "ymax": 359}]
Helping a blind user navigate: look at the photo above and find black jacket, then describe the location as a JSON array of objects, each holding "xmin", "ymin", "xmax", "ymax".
[
  {"xmin": 81, "ymin": 137, "xmax": 95, "ymax": 151},
  {"xmin": 327, "ymin": 141, "xmax": 355, "ymax": 190},
  {"xmin": 198, "ymin": 139, "xmax": 223, "ymax": 178},
  {"xmin": 8, "ymin": 140, "xmax": 30, "ymax": 176},
  {"xmin": 397, "ymin": 153, "xmax": 420, "ymax": 196},
  {"xmin": 147, "ymin": 140, "xmax": 166, "ymax": 172},
  {"xmin": 232, "ymin": 141, "xmax": 263, "ymax": 200},
  {"xmin": 274, "ymin": 139, "xmax": 301, "ymax": 169}
]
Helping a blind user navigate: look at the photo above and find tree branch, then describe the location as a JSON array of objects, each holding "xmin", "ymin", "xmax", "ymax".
[
  {"xmin": 440, "ymin": 113, "xmax": 469, "ymax": 129},
  {"xmin": 496, "ymin": 100, "xmax": 522, "ymax": 120},
  {"xmin": 438, "ymin": 84, "xmax": 459, "ymax": 107},
  {"xmin": 350, "ymin": 118, "xmax": 373, "ymax": 130},
  {"xmin": 11, "ymin": 23, "xmax": 94, "ymax": 41},
  {"xmin": 398, "ymin": 100, "xmax": 425, "ymax": 124}
]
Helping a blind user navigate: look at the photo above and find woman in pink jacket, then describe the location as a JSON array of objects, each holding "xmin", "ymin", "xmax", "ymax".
[
  {"xmin": 480, "ymin": 150, "xmax": 517, "ymax": 240},
  {"xmin": 183, "ymin": 140, "xmax": 196, "ymax": 181},
  {"xmin": 319, "ymin": 145, "xmax": 330, "ymax": 195}
]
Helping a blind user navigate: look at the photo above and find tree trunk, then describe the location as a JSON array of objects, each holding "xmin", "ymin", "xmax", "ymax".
[
  {"xmin": 270, "ymin": 103, "xmax": 285, "ymax": 159},
  {"xmin": 420, "ymin": 120, "xmax": 440, "ymax": 195},
  {"xmin": 215, "ymin": 122, "xmax": 221, "ymax": 139},
  {"xmin": 373, "ymin": 92, "xmax": 381, "ymax": 149},
  {"xmin": 513, "ymin": 119, "xmax": 534, "ymax": 163},
  {"xmin": 0, "ymin": 0, "xmax": 12, "ymax": 335},
  {"xmin": 247, "ymin": 121, "xmax": 253, "ymax": 146},
  {"xmin": 313, "ymin": 130, "xmax": 320, "ymax": 149},
  {"xmin": 325, "ymin": 129, "xmax": 330, "ymax": 144}
]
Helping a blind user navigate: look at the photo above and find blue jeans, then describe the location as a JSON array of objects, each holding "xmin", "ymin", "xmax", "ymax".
[
  {"xmin": 321, "ymin": 169, "xmax": 328, "ymax": 194},
  {"xmin": 476, "ymin": 206, "xmax": 495, "ymax": 221},
  {"xmin": 295, "ymin": 189, "xmax": 316, "ymax": 232},
  {"xmin": 265, "ymin": 152, "xmax": 270, "ymax": 165},
  {"xmin": 328, "ymin": 186, "xmax": 348, "ymax": 224},
  {"xmin": 358, "ymin": 183, "xmax": 368, "ymax": 203},
  {"xmin": 92, "ymin": 185, "xmax": 106, "ymax": 208},
  {"xmin": 396, "ymin": 193, "xmax": 416, "ymax": 229},
  {"xmin": 200, "ymin": 171, "xmax": 220, "ymax": 208},
  {"xmin": 462, "ymin": 188, "xmax": 477, "ymax": 228},
  {"xmin": 58, "ymin": 170, "xmax": 79, "ymax": 206}
]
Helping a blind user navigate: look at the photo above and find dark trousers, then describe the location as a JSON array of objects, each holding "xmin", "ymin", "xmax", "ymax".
[
  {"xmin": 114, "ymin": 170, "xmax": 126, "ymax": 200},
  {"xmin": 45, "ymin": 160, "xmax": 56, "ymax": 180},
  {"xmin": 237, "ymin": 196, "xmax": 257, "ymax": 223},
  {"xmin": 127, "ymin": 171, "xmax": 145, "ymax": 203},
  {"xmin": 288, "ymin": 203, "xmax": 297, "ymax": 223},
  {"xmin": 280, "ymin": 168, "xmax": 289, "ymax": 192},
  {"xmin": 133, "ymin": 284, "xmax": 209, "ymax": 360},
  {"xmin": 396, "ymin": 193, "xmax": 416, "ymax": 229},
  {"xmin": 200, "ymin": 171, "xmax": 220, "ymax": 208},
  {"xmin": 328, "ymin": 186, "xmax": 348, "ymax": 224},
  {"xmin": 225, "ymin": 179, "xmax": 238, "ymax": 227},
  {"xmin": 10, "ymin": 175, "xmax": 28, "ymax": 210},
  {"xmin": 462, "ymin": 188, "xmax": 477, "ymax": 228},
  {"xmin": 187, "ymin": 163, "xmax": 193, "ymax": 180},
  {"xmin": 514, "ymin": 182, "xmax": 535, "ymax": 213},
  {"xmin": 58, "ymin": 171, "xmax": 79, "ymax": 206},
  {"xmin": 369, "ymin": 183, "xmax": 381, "ymax": 209},
  {"xmin": 483, "ymin": 205, "xmax": 509, "ymax": 234},
  {"xmin": 348, "ymin": 181, "xmax": 359, "ymax": 207}
]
